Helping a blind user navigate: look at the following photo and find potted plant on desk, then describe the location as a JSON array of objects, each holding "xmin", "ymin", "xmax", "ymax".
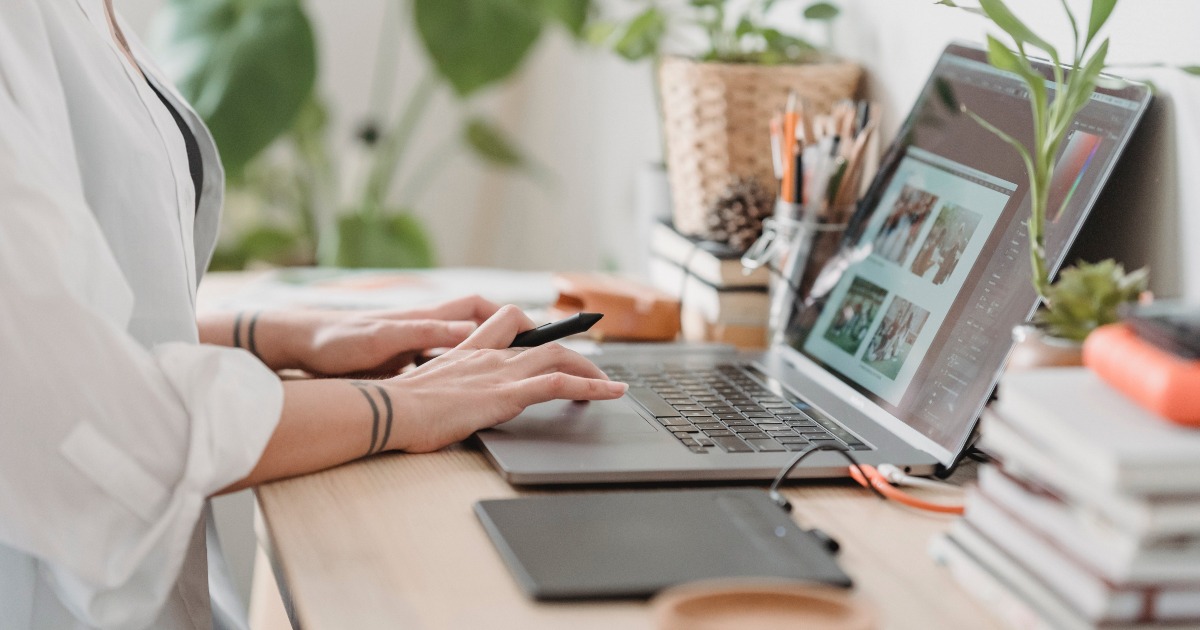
[
  {"xmin": 592, "ymin": 1, "xmax": 862, "ymax": 240},
  {"xmin": 938, "ymin": 0, "xmax": 1151, "ymax": 368}
]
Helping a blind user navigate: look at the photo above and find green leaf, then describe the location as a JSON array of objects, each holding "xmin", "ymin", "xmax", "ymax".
[
  {"xmin": 464, "ymin": 118, "xmax": 526, "ymax": 168},
  {"xmin": 334, "ymin": 213, "xmax": 435, "ymax": 269},
  {"xmin": 612, "ymin": 7, "xmax": 667, "ymax": 61},
  {"xmin": 985, "ymin": 35, "xmax": 1027, "ymax": 75},
  {"xmin": 536, "ymin": 0, "xmax": 591, "ymax": 37},
  {"xmin": 150, "ymin": 0, "xmax": 317, "ymax": 178},
  {"xmin": 977, "ymin": 0, "xmax": 1057, "ymax": 59},
  {"xmin": 803, "ymin": 2, "xmax": 841, "ymax": 21},
  {"xmin": 1086, "ymin": 0, "xmax": 1118, "ymax": 46},
  {"xmin": 414, "ymin": 0, "xmax": 544, "ymax": 97},
  {"xmin": 1181, "ymin": 65, "xmax": 1200, "ymax": 76}
]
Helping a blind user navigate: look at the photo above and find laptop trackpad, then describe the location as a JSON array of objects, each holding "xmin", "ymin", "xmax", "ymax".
[{"xmin": 497, "ymin": 399, "xmax": 658, "ymax": 435}]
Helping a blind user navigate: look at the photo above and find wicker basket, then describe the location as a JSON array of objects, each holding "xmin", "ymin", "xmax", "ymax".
[{"xmin": 659, "ymin": 57, "xmax": 863, "ymax": 237}]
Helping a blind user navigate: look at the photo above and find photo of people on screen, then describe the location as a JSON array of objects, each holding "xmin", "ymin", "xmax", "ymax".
[
  {"xmin": 872, "ymin": 184, "xmax": 939, "ymax": 265},
  {"xmin": 861, "ymin": 297, "xmax": 931, "ymax": 380},
  {"xmin": 823, "ymin": 277, "xmax": 889, "ymax": 355},
  {"xmin": 910, "ymin": 203, "xmax": 982, "ymax": 286}
]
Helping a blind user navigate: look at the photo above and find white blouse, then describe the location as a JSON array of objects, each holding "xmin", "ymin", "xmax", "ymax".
[{"xmin": 0, "ymin": 1, "xmax": 284, "ymax": 628}]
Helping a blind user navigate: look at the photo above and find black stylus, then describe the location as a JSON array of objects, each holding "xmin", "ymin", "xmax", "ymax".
[{"xmin": 509, "ymin": 313, "xmax": 603, "ymax": 348}]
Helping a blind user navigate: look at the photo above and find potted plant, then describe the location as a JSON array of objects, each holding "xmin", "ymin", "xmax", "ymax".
[
  {"xmin": 938, "ymin": 0, "xmax": 1154, "ymax": 367},
  {"xmin": 592, "ymin": 1, "xmax": 862, "ymax": 238},
  {"xmin": 151, "ymin": 0, "xmax": 591, "ymax": 269}
]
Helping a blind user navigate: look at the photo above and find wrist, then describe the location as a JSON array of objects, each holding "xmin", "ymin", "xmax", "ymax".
[{"xmin": 233, "ymin": 311, "xmax": 303, "ymax": 371}]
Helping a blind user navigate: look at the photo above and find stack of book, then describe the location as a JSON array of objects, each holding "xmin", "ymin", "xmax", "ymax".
[
  {"xmin": 933, "ymin": 368, "xmax": 1200, "ymax": 630},
  {"xmin": 648, "ymin": 221, "xmax": 770, "ymax": 348}
]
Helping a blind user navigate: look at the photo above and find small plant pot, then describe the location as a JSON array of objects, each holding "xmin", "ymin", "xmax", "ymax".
[
  {"xmin": 333, "ymin": 212, "xmax": 435, "ymax": 269},
  {"xmin": 1007, "ymin": 324, "xmax": 1084, "ymax": 371}
]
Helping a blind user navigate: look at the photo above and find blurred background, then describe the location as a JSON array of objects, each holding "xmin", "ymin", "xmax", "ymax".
[{"xmin": 117, "ymin": 0, "xmax": 1200, "ymax": 611}]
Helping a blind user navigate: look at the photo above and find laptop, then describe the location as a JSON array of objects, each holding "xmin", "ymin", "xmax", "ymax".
[{"xmin": 477, "ymin": 42, "xmax": 1152, "ymax": 485}]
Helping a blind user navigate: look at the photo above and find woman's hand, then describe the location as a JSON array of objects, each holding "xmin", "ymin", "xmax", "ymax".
[
  {"xmin": 200, "ymin": 295, "xmax": 502, "ymax": 376},
  {"xmin": 382, "ymin": 305, "xmax": 627, "ymax": 453}
]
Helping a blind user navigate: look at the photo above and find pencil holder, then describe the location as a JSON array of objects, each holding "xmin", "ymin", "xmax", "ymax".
[{"xmin": 743, "ymin": 205, "xmax": 848, "ymax": 345}]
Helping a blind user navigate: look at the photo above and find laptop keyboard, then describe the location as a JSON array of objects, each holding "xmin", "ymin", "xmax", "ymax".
[{"xmin": 601, "ymin": 363, "xmax": 871, "ymax": 455}]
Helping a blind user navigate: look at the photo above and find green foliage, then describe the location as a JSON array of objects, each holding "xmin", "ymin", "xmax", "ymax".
[
  {"xmin": 593, "ymin": 0, "xmax": 838, "ymax": 65},
  {"xmin": 1034, "ymin": 260, "xmax": 1148, "ymax": 342},
  {"xmin": 940, "ymin": 0, "xmax": 1115, "ymax": 300},
  {"xmin": 464, "ymin": 118, "xmax": 528, "ymax": 167},
  {"xmin": 413, "ymin": 0, "xmax": 544, "ymax": 97},
  {"xmin": 150, "ymin": 0, "xmax": 316, "ymax": 179},
  {"xmin": 334, "ymin": 214, "xmax": 435, "ymax": 269}
]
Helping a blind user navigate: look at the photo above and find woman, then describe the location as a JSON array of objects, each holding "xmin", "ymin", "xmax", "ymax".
[{"xmin": 0, "ymin": 1, "xmax": 626, "ymax": 628}]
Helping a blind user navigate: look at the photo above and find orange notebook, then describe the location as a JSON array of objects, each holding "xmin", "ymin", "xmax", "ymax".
[{"xmin": 1083, "ymin": 324, "xmax": 1200, "ymax": 426}]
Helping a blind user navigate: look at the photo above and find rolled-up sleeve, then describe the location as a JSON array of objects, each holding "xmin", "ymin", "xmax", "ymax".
[{"xmin": 0, "ymin": 64, "xmax": 283, "ymax": 630}]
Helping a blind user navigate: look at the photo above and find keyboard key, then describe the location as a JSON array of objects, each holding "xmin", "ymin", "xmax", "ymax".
[
  {"xmin": 784, "ymin": 442, "xmax": 811, "ymax": 451},
  {"xmin": 747, "ymin": 439, "xmax": 786, "ymax": 452},
  {"xmin": 706, "ymin": 406, "xmax": 736, "ymax": 414},
  {"xmin": 723, "ymin": 421, "xmax": 754, "ymax": 429},
  {"xmin": 714, "ymin": 413, "xmax": 744, "ymax": 420},
  {"xmin": 629, "ymin": 388, "xmax": 681, "ymax": 418},
  {"xmin": 711, "ymin": 435, "xmax": 754, "ymax": 453},
  {"xmin": 776, "ymin": 436, "xmax": 808, "ymax": 444},
  {"xmin": 730, "ymin": 425, "xmax": 763, "ymax": 434},
  {"xmin": 689, "ymin": 446, "xmax": 709, "ymax": 454},
  {"xmin": 657, "ymin": 417, "xmax": 692, "ymax": 427},
  {"xmin": 693, "ymin": 422, "xmax": 723, "ymax": 430},
  {"xmin": 704, "ymin": 429, "xmax": 733, "ymax": 437},
  {"xmin": 795, "ymin": 426, "xmax": 828, "ymax": 434},
  {"xmin": 744, "ymin": 412, "xmax": 775, "ymax": 419},
  {"xmin": 679, "ymin": 437, "xmax": 699, "ymax": 447},
  {"xmin": 681, "ymin": 410, "xmax": 714, "ymax": 417},
  {"xmin": 753, "ymin": 422, "xmax": 786, "ymax": 430},
  {"xmin": 695, "ymin": 438, "xmax": 715, "ymax": 447},
  {"xmin": 663, "ymin": 398, "xmax": 693, "ymax": 405}
]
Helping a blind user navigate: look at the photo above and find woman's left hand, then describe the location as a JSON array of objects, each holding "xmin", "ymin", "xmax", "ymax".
[{"xmin": 208, "ymin": 295, "xmax": 503, "ymax": 377}]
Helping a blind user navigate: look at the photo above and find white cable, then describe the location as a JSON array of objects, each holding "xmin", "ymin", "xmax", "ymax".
[{"xmin": 876, "ymin": 464, "xmax": 963, "ymax": 493}]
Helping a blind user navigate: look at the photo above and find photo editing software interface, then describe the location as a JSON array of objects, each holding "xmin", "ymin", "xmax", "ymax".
[{"xmin": 788, "ymin": 50, "xmax": 1146, "ymax": 455}]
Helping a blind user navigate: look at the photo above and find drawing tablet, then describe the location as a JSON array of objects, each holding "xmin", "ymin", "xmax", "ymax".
[{"xmin": 474, "ymin": 488, "xmax": 851, "ymax": 600}]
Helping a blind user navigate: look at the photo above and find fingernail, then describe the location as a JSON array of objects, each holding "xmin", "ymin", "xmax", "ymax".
[
  {"xmin": 607, "ymin": 381, "xmax": 628, "ymax": 394},
  {"xmin": 449, "ymin": 321, "xmax": 477, "ymax": 335}
]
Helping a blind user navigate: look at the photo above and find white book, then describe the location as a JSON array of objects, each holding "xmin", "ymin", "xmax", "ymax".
[
  {"xmin": 994, "ymin": 368, "xmax": 1200, "ymax": 495},
  {"xmin": 648, "ymin": 256, "xmax": 769, "ymax": 326},
  {"xmin": 982, "ymin": 410, "xmax": 1200, "ymax": 540},
  {"xmin": 978, "ymin": 466, "xmax": 1200, "ymax": 583},
  {"xmin": 964, "ymin": 491, "xmax": 1200, "ymax": 622},
  {"xmin": 649, "ymin": 221, "xmax": 770, "ymax": 288},
  {"xmin": 931, "ymin": 531, "xmax": 1192, "ymax": 630}
]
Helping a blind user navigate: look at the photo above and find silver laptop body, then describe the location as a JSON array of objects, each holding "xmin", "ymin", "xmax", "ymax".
[{"xmin": 477, "ymin": 42, "xmax": 1152, "ymax": 485}]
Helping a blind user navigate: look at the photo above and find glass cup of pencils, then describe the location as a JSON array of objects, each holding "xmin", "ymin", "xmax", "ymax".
[{"xmin": 746, "ymin": 96, "xmax": 876, "ymax": 344}]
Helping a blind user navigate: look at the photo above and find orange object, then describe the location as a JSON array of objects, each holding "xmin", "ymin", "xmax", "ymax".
[
  {"xmin": 1083, "ymin": 323, "xmax": 1200, "ymax": 426},
  {"xmin": 549, "ymin": 273, "xmax": 680, "ymax": 342},
  {"xmin": 847, "ymin": 465, "xmax": 965, "ymax": 515}
]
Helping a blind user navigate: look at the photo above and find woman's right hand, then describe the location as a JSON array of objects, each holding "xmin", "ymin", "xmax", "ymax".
[{"xmin": 382, "ymin": 305, "xmax": 627, "ymax": 453}]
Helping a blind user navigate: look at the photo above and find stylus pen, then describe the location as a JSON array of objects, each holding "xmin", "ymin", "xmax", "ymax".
[{"xmin": 509, "ymin": 313, "xmax": 603, "ymax": 348}]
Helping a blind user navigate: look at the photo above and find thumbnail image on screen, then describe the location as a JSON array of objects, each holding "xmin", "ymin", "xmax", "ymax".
[
  {"xmin": 910, "ymin": 203, "xmax": 983, "ymax": 286},
  {"xmin": 872, "ymin": 185, "xmax": 939, "ymax": 265},
  {"xmin": 861, "ymin": 297, "xmax": 932, "ymax": 380},
  {"xmin": 822, "ymin": 277, "xmax": 888, "ymax": 355}
]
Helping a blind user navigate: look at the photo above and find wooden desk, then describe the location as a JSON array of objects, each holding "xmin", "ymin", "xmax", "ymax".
[{"xmin": 255, "ymin": 446, "xmax": 1002, "ymax": 629}]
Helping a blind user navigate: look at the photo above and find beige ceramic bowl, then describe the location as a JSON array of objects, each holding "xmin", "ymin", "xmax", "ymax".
[{"xmin": 652, "ymin": 579, "xmax": 877, "ymax": 630}]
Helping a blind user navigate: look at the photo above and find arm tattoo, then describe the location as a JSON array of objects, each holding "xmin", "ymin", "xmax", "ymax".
[
  {"xmin": 232, "ymin": 312, "xmax": 245, "ymax": 349},
  {"xmin": 353, "ymin": 383, "xmax": 381, "ymax": 456},
  {"xmin": 246, "ymin": 311, "xmax": 262, "ymax": 359},
  {"xmin": 371, "ymin": 384, "xmax": 394, "ymax": 454}
]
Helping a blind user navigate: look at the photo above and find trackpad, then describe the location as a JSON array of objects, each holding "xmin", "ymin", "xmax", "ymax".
[{"xmin": 497, "ymin": 398, "xmax": 658, "ymax": 436}]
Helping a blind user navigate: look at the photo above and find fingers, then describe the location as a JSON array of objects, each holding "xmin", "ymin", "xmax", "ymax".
[
  {"xmin": 460, "ymin": 305, "xmax": 537, "ymax": 350},
  {"xmin": 514, "ymin": 373, "xmax": 627, "ymax": 408},
  {"xmin": 505, "ymin": 342, "xmax": 609, "ymax": 380},
  {"xmin": 378, "ymin": 295, "xmax": 502, "ymax": 324},
  {"xmin": 382, "ymin": 319, "xmax": 478, "ymax": 351}
]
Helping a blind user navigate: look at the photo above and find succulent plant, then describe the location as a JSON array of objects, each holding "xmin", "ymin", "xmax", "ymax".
[{"xmin": 1034, "ymin": 259, "xmax": 1148, "ymax": 342}]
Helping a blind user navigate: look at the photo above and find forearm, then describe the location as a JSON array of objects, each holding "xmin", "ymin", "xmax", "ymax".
[
  {"xmin": 197, "ymin": 310, "xmax": 300, "ymax": 371},
  {"xmin": 218, "ymin": 378, "xmax": 396, "ymax": 494}
]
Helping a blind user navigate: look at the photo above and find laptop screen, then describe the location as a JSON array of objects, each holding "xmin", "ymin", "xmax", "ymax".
[{"xmin": 785, "ymin": 43, "xmax": 1151, "ymax": 457}]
